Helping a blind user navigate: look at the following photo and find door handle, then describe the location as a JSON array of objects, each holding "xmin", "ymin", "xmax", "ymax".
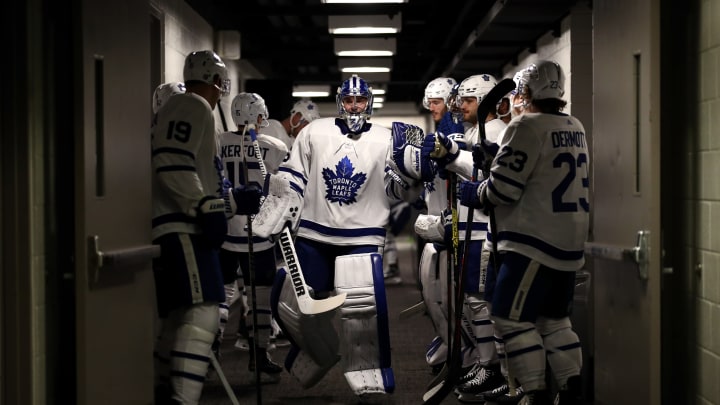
[
  {"xmin": 584, "ymin": 230, "xmax": 650, "ymax": 280},
  {"xmin": 87, "ymin": 235, "xmax": 160, "ymax": 283}
]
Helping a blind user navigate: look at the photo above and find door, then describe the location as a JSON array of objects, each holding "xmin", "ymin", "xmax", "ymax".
[
  {"xmin": 75, "ymin": 0, "xmax": 156, "ymax": 403},
  {"xmin": 589, "ymin": 0, "xmax": 662, "ymax": 404}
]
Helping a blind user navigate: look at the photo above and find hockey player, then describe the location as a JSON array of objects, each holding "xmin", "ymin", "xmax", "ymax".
[
  {"xmin": 458, "ymin": 60, "xmax": 587, "ymax": 405},
  {"xmin": 151, "ymin": 50, "xmax": 263, "ymax": 405},
  {"xmin": 216, "ymin": 92, "xmax": 289, "ymax": 381},
  {"xmin": 422, "ymin": 74, "xmax": 508, "ymax": 401},
  {"xmin": 258, "ymin": 74, "xmax": 409, "ymax": 396},
  {"xmin": 152, "ymin": 82, "xmax": 186, "ymax": 115},
  {"xmin": 410, "ymin": 77, "xmax": 462, "ymax": 374},
  {"xmin": 264, "ymin": 98, "xmax": 321, "ymax": 150}
]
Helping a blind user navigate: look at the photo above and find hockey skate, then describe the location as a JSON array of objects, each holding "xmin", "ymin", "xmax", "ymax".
[{"xmin": 383, "ymin": 264, "xmax": 402, "ymax": 285}]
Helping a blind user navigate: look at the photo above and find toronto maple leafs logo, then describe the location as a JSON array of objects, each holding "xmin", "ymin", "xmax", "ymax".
[{"xmin": 322, "ymin": 156, "xmax": 367, "ymax": 205}]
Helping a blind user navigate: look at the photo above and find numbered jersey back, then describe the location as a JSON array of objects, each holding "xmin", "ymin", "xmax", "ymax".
[{"xmin": 489, "ymin": 112, "xmax": 589, "ymax": 271}]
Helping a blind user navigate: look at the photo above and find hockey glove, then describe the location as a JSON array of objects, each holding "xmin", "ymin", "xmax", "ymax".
[
  {"xmin": 459, "ymin": 180, "xmax": 494, "ymax": 215},
  {"xmin": 472, "ymin": 140, "xmax": 500, "ymax": 172},
  {"xmin": 423, "ymin": 132, "xmax": 460, "ymax": 167},
  {"xmin": 437, "ymin": 110, "xmax": 465, "ymax": 136},
  {"xmin": 390, "ymin": 122, "xmax": 436, "ymax": 182},
  {"xmin": 197, "ymin": 196, "xmax": 228, "ymax": 248},
  {"xmin": 232, "ymin": 183, "xmax": 263, "ymax": 215}
]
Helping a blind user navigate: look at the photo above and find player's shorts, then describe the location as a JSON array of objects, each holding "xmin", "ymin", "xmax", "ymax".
[
  {"xmin": 457, "ymin": 239, "xmax": 483, "ymax": 294},
  {"xmin": 219, "ymin": 247, "xmax": 277, "ymax": 286},
  {"xmin": 152, "ymin": 233, "xmax": 225, "ymax": 317},
  {"xmin": 489, "ymin": 251, "xmax": 576, "ymax": 322},
  {"xmin": 294, "ymin": 237, "xmax": 379, "ymax": 293}
]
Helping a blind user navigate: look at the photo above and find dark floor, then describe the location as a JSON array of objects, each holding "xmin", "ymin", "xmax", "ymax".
[{"xmin": 200, "ymin": 237, "xmax": 464, "ymax": 404}]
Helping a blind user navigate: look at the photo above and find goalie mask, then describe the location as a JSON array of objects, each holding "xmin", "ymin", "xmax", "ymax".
[
  {"xmin": 290, "ymin": 99, "xmax": 321, "ymax": 130},
  {"xmin": 422, "ymin": 77, "xmax": 457, "ymax": 110},
  {"xmin": 336, "ymin": 74, "xmax": 373, "ymax": 132},
  {"xmin": 152, "ymin": 82, "xmax": 186, "ymax": 114},
  {"xmin": 231, "ymin": 92, "xmax": 270, "ymax": 128},
  {"xmin": 516, "ymin": 60, "xmax": 565, "ymax": 100},
  {"xmin": 183, "ymin": 50, "xmax": 230, "ymax": 97}
]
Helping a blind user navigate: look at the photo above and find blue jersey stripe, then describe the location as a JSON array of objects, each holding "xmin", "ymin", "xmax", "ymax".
[
  {"xmin": 156, "ymin": 165, "xmax": 196, "ymax": 173},
  {"xmin": 497, "ymin": 230, "xmax": 585, "ymax": 261},
  {"xmin": 152, "ymin": 146, "xmax": 195, "ymax": 159},
  {"xmin": 299, "ymin": 219, "xmax": 386, "ymax": 238}
]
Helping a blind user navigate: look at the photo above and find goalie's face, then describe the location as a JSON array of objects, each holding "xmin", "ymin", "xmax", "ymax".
[{"xmin": 341, "ymin": 95, "xmax": 368, "ymax": 113}]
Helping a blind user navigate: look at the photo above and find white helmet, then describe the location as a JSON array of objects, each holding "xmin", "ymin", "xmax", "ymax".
[
  {"xmin": 152, "ymin": 82, "xmax": 185, "ymax": 114},
  {"xmin": 183, "ymin": 50, "xmax": 230, "ymax": 96},
  {"xmin": 336, "ymin": 74, "xmax": 373, "ymax": 132},
  {"xmin": 457, "ymin": 74, "xmax": 498, "ymax": 103},
  {"xmin": 290, "ymin": 99, "xmax": 321, "ymax": 129},
  {"xmin": 231, "ymin": 92, "xmax": 269, "ymax": 128},
  {"xmin": 422, "ymin": 77, "xmax": 457, "ymax": 109},
  {"xmin": 516, "ymin": 60, "xmax": 565, "ymax": 100}
]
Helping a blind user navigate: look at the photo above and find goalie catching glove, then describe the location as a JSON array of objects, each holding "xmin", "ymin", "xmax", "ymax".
[
  {"xmin": 390, "ymin": 122, "xmax": 436, "ymax": 182},
  {"xmin": 252, "ymin": 173, "xmax": 304, "ymax": 239}
]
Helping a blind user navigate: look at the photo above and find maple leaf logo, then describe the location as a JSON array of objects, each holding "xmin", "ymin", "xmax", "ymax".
[{"xmin": 322, "ymin": 156, "xmax": 367, "ymax": 206}]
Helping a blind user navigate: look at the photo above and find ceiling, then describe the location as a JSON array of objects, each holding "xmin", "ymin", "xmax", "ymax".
[{"xmin": 185, "ymin": 0, "xmax": 581, "ymax": 109}]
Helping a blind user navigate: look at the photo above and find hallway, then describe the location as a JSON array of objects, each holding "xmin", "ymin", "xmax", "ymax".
[{"xmin": 200, "ymin": 237, "xmax": 463, "ymax": 404}]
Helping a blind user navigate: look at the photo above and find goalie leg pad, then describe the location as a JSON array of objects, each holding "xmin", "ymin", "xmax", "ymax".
[
  {"xmin": 335, "ymin": 253, "xmax": 395, "ymax": 394},
  {"xmin": 271, "ymin": 269, "xmax": 340, "ymax": 379},
  {"xmin": 425, "ymin": 335, "xmax": 448, "ymax": 366},
  {"xmin": 253, "ymin": 174, "xmax": 304, "ymax": 239},
  {"xmin": 419, "ymin": 244, "xmax": 449, "ymax": 344}
]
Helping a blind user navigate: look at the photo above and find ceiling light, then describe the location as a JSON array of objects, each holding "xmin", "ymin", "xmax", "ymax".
[
  {"xmin": 372, "ymin": 87, "xmax": 386, "ymax": 95},
  {"xmin": 374, "ymin": 96, "xmax": 385, "ymax": 103},
  {"xmin": 292, "ymin": 84, "xmax": 331, "ymax": 98},
  {"xmin": 323, "ymin": 0, "xmax": 407, "ymax": 3},
  {"xmin": 334, "ymin": 38, "xmax": 396, "ymax": 57},
  {"xmin": 373, "ymin": 102, "xmax": 384, "ymax": 109},
  {"xmin": 338, "ymin": 57, "xmax": 392, "ymax": 73},
  {"xmin": 328, "ymin": 14, "xmax": 402, "ymax": 35}
]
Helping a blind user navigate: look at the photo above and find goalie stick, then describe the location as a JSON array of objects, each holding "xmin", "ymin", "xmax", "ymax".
[
  {"xmin": 422, "ymin": 78, "xmax": 516, "ymax": 404},
  {"xmin": 247, "ymin": 125, "xmax": 347, "ymax": 315}
]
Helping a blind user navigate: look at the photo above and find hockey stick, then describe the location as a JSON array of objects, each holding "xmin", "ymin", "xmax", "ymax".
[
  {"xmin": 422, "ymin": 79, "xmax": 516, "ymax": 404},
  {"xmin": 209, "ymin": 350, "xmax": 240, "ymax": 405},
  {"xmin": 248, "ymin": 126, "xmax": 347, "ymax": 315},
  {"xmin": 239, "ymin": 124, "xmax": 264, "ymax": 402},
  {"xmin": 398, "ymin": 300, "xmax": 426, "ymax": 320},
  {"xmin": 475, "ymin": 78, "xmax": 519, "ymax": 398}
]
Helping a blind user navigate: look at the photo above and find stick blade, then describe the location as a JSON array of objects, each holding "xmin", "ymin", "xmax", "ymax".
[
  {"xmin": 422, "ymin": 378, "xmax": 453, "ymax": 404},
  {"xmin": 477, "ymin": 78, "xmax": 516, "ymax": 123},
  {"xmin": 297, "ymin": 292, "xmax": 347, "ymax": 315},
  {"xmin": 398, "ymin": 301, "xmax": 426, "ymax": 320}
]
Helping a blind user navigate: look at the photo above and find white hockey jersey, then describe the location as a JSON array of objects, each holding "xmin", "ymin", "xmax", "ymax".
[
  {"xmin": 151, "ymin": 92, "xmax": 225, "ymax": 240},
  {"xmin": 265, "ymin": 118, "xmax": 294, "ymax": 150},
  {"xmin": 219, "ymin": 129, "xmax": 289, "ymax": 252},
  {"xmin": 278, "ymin": 117, "xmax": 393, "ymax": 246},
  {"xmin": 486, "ymin": 112, "xmax": 589, "ymax": 271},
  {"xmin": 448, "ymin": 118, "xmax": 507, "ymax": 241}
]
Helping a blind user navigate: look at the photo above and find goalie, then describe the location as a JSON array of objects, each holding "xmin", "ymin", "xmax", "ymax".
[{"xmin": 254, "ymin": 75, "xmax": 427, "ymax": 396}]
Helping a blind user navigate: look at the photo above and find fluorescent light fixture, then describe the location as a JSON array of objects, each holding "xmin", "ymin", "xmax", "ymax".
[
  {"xmin": 338, "ymin": 57, "xmax": 392, "ymax": 73},
  {"xmin": 373, "ymin": 87, "xmax": 386, "ymax": 95},
  {"xmin": 334, "ymin": 38, "xmax": 396, "ymax": 57},
  {"xmin": 374, "ymin": 96, "xmax": 385, "ymax": 103},
  {"xmin": 328, "ymin": 14, "xmax": 402, "ymax": 35},
  {"xmin": 292, "ymin": 84, "xmax": 331, "ymax": 98},
  {"xmin": 323, "ymin": 0, "xmax": 407, "ymax": 3},
  {"xmin": 341, "ymin": 72, "xmax": 391, "ymax": 84},
  {"xmin": 373, "ymin": 102, "xmax": 384, "ymax": 109}
]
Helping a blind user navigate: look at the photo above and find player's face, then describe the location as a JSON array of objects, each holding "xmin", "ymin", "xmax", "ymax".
[
  {"xmin": 426, "ymin": 98, "xmax": 447, "ymax": 123},
  {"xmin": 460, "ymin": 96, "xmax": 478, "ymax": 124},
  {"xmin": 342, "ymin": 96, "xmax": 368, "ymax": 113},
  {"xmin": 290, "ymin": 113, "xmax": 308, "ymax": 137}
]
